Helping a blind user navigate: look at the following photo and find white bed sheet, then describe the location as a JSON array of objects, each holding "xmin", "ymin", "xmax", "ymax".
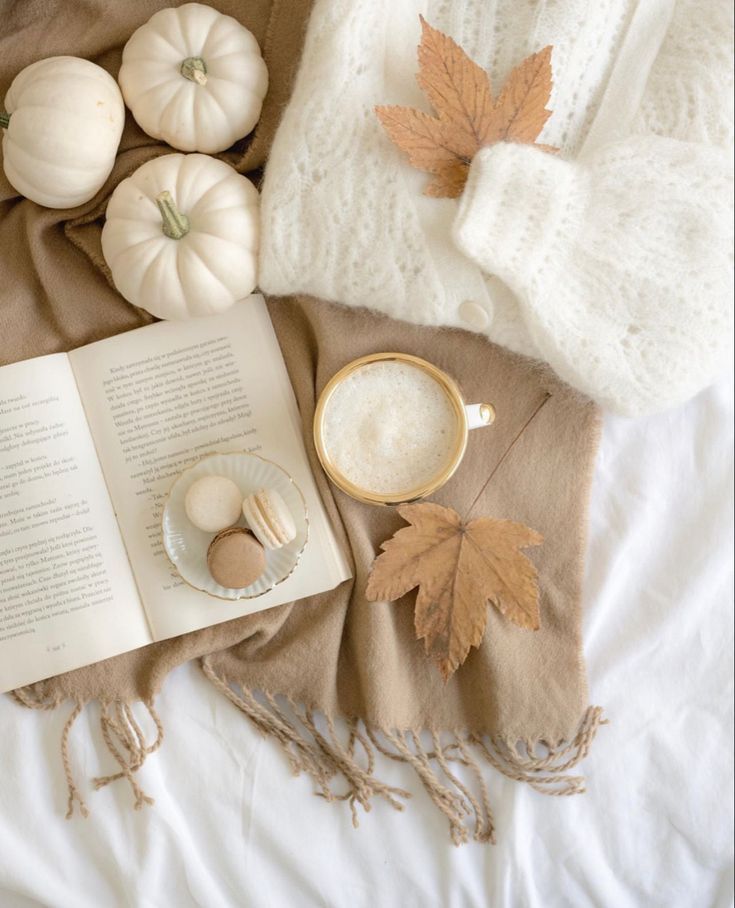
[{"xmin": 0, "ymin": 377, "xmax": 732, "ymax": 908}]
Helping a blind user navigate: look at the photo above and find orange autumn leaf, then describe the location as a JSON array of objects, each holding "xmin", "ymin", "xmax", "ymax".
[
  {"xmin": 415, "ymin": 16, "xmax": 495, "ymax": 157},
  {"xmin": 372, "ymin": 106, "xmax": 463, "ymax": 178},
  {"xmin": 375, "ymin": 17, "xmax": 555, "ymax": 198},
  {"xmin": 483, "ymin": 47, "xmax": 554, "ymax": 144},
  {"xmin": 366, "ymin": 502, "xmax": 542, "ymax": 681}
]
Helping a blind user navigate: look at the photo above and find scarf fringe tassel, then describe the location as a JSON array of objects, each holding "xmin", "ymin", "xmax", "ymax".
[
  {"xmin": 200, "ymin": 658, "xmax": 606, "ymax": 846},
  {"xmin": 13, "ymin": 685, "xmax": 163, "ymax": 819},
  {"xmin": 13, "ymin": 666, "xmax": 606, "ymax": 846}
]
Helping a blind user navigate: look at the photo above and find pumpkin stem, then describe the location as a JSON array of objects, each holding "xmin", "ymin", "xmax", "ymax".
[
  {"xmin": 156, "ymin": 191, "xmax": 191, "ymax": 240},
  {"xmin": 0, "ymin": 112, "xmax": 10, "ymax": 130},
  {"xmin": 180, "ymin": 56, "xmax": 208, "ymax": 86}
]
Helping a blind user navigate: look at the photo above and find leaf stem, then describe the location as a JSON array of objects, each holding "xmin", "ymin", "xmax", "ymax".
[{"xmin": 463, "ymin": 393, "xmax": 552, "ymax": 521}]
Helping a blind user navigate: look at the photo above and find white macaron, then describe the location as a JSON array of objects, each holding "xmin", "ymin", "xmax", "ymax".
[
  {"xmin": 242, "ymin": 488, "xmax": 297, "ymax": 550},
  {"xmin": 185, "ymin": 475, "xmax": 243, "ymax": 533}
]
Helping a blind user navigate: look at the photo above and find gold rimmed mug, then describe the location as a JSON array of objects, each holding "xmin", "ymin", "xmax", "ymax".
[{"xmin": 313, "ymin": 352, "xmax": 495, "ymax": 506}]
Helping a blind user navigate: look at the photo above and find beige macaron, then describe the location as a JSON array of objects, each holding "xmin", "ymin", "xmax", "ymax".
[
  {"xmin": 185, "ymin": 475, "xmax": 243, "ymax": 533},
  {"xmin": 242, "ymin": 488, "xmax": 297, "ymax": 550},
  {"xmin": 206, "ymin": 527, "xmax": 266, "ymax": 590}
]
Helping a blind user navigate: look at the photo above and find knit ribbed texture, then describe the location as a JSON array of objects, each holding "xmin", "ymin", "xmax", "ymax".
[
  {"xmin": 259, "ymin": 0, "xmax": 734, "ymax": 416},
  {"xmin": 454, "ymin": 140, "xmax": 733, "ymax": 415}
]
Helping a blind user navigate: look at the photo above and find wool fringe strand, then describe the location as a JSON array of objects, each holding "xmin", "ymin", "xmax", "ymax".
[
  {"xmin": 200, "ymin": 657, "xmax": 606, "ymax": 846},
  {"xmin": 91, "ymin": 699, "xmax": 164, "ymax": 810},
  {"xmin": 13, "ymin": 670, "xmax": 605, "ymax": 843},
  {"xmin": 14, "ymin": 691, "xmax": 164, "ymax": 818}
]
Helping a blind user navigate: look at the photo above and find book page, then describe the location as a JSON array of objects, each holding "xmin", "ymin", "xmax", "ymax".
[
  {"xmin": 0, "ymin": 355, "xmax": 151, "ymax": 692},
  {"xmin": 69, "ymin": 297, "xmax": 351, "ymax": 641}
]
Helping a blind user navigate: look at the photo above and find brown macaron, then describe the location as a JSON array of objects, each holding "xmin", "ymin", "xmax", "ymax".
[{"xmin": 206, "ymin": 527, "xmax": 266, "ymax": 590}]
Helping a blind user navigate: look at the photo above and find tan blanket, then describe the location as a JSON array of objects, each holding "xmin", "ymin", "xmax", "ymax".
[{"xmin": 0, "ymin": 0, "xmax": 604, "ymax": 845}]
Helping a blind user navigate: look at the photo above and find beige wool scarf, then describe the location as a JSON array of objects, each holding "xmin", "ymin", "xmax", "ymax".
[{"xmin": 0, "ymin": 0, "xmax": 605, "ymax": 844}]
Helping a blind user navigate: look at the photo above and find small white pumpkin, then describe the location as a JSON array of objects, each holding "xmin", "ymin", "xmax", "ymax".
[
  {"xmin": 118, "ymin": 3, "xmax": 268, "ymax": 154},
  {"xmin": 0, "ymin": 56, "xmax": 125, "ymax": 208},
  {"xmin": 101, "ymin": 153, "xmax": 259, "ymax": 320}
]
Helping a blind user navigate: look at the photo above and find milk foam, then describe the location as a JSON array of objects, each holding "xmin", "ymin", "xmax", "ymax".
[{"xmin": 322, "ymin": 361, "xmax": 459, "ymax": 494}]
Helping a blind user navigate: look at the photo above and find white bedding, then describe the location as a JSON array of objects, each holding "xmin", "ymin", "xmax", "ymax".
[{"xmin": 0, "ymin": 378, "xmax": 732, "ymax": 908}]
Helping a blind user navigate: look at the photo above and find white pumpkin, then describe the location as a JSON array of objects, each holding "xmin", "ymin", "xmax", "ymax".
[
  {"xmin": 101, "ymin": 153, "xmax": 259, "ymax": 320},
  {"xmin": 118, "ymin": 3, "xmax": 268, "ymax": 154},
  {"xmin": 0, "ymin": 56, "xmax": 125, "ymax": 209}
]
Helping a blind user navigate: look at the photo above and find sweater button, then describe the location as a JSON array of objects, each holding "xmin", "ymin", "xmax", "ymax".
[{"xmin": 459, "ymin": 299, "xmax": 491, "ymax": 330}]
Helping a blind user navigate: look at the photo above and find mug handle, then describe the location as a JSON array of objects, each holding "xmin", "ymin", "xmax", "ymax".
[{"xmin": 465, "ymin": 403, "xmax": 496, "ymax": 430}]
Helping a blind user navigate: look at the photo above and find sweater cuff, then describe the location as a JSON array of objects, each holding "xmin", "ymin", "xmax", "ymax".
[{"xmin": 452, "ymin": 144, "xmax": 579, "ymax": 291}]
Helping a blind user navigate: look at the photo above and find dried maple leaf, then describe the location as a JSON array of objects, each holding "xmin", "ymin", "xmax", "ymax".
[
  {"xmin": 366, "ymin": 502, "xmax": 542, "ymax": 681},
  {"xmin": 415, "ymin": 16, "xmax": 495, "ymax": 157},
  {"xmin": 373, "ymin": 106, "xmax": 465, "ymax": 180},
  {"xmin": 375, "ymin": 17, "xmax": 555, "ymax": 198},
  {"xmin": 483, "ymin": 46, "xmax": 553, "ymax": 144}
]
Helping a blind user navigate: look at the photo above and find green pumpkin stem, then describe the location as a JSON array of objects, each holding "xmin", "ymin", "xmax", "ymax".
[
  {"xmin": 0, "ymin": 112, "xmax": 10, "ymax": 130},
  {"xmin": 156, "ymin": 191, "xmax": 191, "ymax": 240},
  {"xmin": 180, "ymin": 56, "xmax": 208, "ymax": 86}
]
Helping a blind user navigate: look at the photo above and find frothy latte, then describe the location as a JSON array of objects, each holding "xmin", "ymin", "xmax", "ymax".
[{"xmin": 321, "ymin": 360, "xmax": 460, "ymax": 496}]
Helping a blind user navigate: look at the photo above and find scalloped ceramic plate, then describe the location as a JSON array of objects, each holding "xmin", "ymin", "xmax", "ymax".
[{"xmin": 162, "ymin": 452, "xmax": 309, "ymax": 601}]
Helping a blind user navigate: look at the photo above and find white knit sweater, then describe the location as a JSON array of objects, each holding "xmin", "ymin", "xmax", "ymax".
[{"xmin": 260, "ymin": 0, "xmax": 733, "ymax": 416}]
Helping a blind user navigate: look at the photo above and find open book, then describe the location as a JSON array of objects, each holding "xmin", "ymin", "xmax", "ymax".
[{"xmin": 0, "ymin": 297, "xmax": 351, "ymax": 692}]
